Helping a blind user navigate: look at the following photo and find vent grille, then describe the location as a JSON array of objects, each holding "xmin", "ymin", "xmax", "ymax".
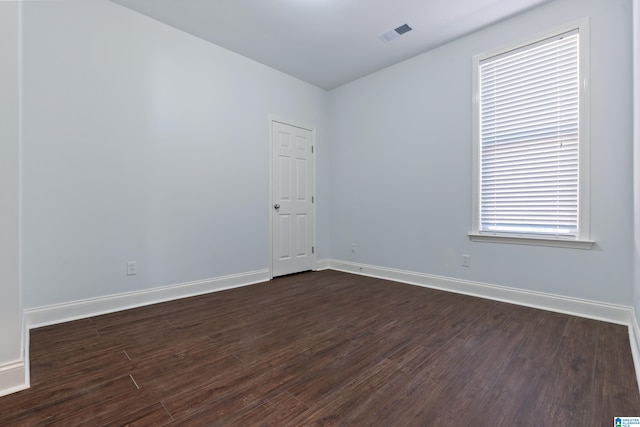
[
  {"xmin": 378, "ymin": 23, "xmax": 413, "ymax": 43},
  {"xmin": 395, "ymin": 23, "xmax": 412, "ymax": 35}
]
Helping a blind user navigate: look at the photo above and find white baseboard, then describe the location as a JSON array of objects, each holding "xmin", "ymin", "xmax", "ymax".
[
  {"xmin": 629, "ymin": 310, "xmax": 640, "ymax": 392},
  {"xmin": 328, "ymin": 259, "xmax": 633, "ymax": 325},
  {"xmin": 315, "ymin": 258, "xmax": 330, "ymax": 270},
  {"xmin": 0, "ymin": 361, "xmax": 28, "ymax": 398},
  {"xmin": 25, "ymin": 269, "xmax": 270, "ymax": 329}
]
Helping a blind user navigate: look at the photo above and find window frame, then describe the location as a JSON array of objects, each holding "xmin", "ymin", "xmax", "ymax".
[{"xmin": 469, "ymin": 19, "xmax": 594, "ymax": 250}]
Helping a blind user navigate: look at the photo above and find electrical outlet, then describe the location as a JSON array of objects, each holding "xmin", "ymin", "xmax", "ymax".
[
  {"xmin": 127, "ymin": 261, "xmax": 137, "ymax": 276},
  {"xmin": 351, "ymin": 243, "xmax": 356, "ymax": 253},
  {"xmin": 462, "ymin": 254, "xmax": 471, "ymax": 267}
]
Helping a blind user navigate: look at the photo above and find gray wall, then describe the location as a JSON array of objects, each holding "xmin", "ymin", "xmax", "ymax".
[
  {"xmin": 21, "ymin": 0, "xmax": 330, "ymax": 308},
  {"xmin": 0, "ymin": 1, "xmax": 23, "ymax": 367},
  {"xmin": 633, "ymin": 0, "xmax": 640, "ymax": 327},
  {"xmin": 329, "ymin": 0, "xmax": 633, "ymax": 304},
  {"xmin": 13, "ymin": 0, "xmax": 638, "ymax": 342}
]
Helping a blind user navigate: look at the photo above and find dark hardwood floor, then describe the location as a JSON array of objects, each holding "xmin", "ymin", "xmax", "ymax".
[{"xmin": 1, "ymin": 270, "xmax": 639, "ymax": 426}]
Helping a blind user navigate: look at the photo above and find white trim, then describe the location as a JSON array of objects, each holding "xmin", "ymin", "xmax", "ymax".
[
  {"xmin": 469, "ymin": 233, "xmax": 595, "ymax": 249},
  {"xmin": 312, "ymin": 127, "xmax": 317, "ymax": 272},
  {"xmin": 632, "ymin": 0, "xmax": 640, "ymax": 396},
  {"xmin": 579, "ymin": 17, "xmax": 592, "ymax": 241},
  {"xmin": 268, "ymin": 117, "xmax": 274, "ymax": 278},
  {"xmin": 25, "ymin": 269, "xmax": 269, "ymax": 329},
  {"xmin": 18, "ymin": 0, "xmax": 25, "ymax": 369},
  {"xmin": 629, "ymin": 309, "xmax": 640, "ymax": 395},
  {"xmin": 0, "ymin": 361, "xmax": 27, "ymax": 398},
  {"xmin": 327, "ymin": 259, "xmax": 631, "ymax": 325},
  {"xmin": 23, "ymin": 322, "xmax": 30, "ymax": 390},
  {"xmin": 268, "ymin": 116, "xmax": 317, "ymax": 279},
  {"xmin": 0, "ymin": 1, "xmax": 28, "ymax": 400},
  {"xmin": 315, "ymin": 258, "xmax": 331, "ymax": 270}
]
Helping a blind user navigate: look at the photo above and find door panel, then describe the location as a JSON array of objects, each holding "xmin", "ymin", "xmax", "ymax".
[
  {"xmin": 296, "ymin": 214, "xmax": 307, "ymax": 256},
  {"xmin": 272, "ymin": 121, "xmax": 314, "ymax": 277}
]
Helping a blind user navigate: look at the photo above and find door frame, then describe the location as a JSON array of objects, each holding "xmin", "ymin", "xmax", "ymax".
[{"xmin": 268, "ymin": 115, "xmax": 317, "ymax": 279}]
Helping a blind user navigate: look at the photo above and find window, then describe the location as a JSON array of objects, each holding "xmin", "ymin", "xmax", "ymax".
[{"xmin": 470, "ymin": 21, "xmax": 593, "ymax": 249}]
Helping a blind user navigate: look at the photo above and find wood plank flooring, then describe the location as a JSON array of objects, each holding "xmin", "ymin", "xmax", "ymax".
[{"xmin": 1, "ymin": 270, "xmax": 639, "ymax": 425}]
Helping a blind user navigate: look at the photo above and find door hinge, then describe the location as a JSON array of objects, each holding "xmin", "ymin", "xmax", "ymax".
[
  {"xmin": 312, "ymin": 246, "xmax": 315, "ymax": 254},
  {"xmin": 311, "ymin": 146, "xmax": 314, "ymax": 153},
  {"xmin": 312, "ymin": 196, "xmax": 314, "ymax": 203}
]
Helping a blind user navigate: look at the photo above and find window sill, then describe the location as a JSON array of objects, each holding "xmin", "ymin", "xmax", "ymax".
[{"xmin": 468, "ymin": 233, "xmax": 595, "ymax": 250}]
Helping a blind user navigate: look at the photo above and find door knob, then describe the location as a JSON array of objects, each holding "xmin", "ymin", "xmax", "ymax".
[{"xmin": 274, "ymin": 204, "xmax": 280, "ymax": 209}]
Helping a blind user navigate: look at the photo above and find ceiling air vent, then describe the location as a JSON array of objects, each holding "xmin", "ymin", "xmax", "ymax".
[{"xmin": 378, "ymin": 23, "xmax": 413, "ymax": 43}]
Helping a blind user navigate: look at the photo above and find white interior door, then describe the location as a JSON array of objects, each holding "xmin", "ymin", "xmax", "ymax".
[{"xmin": 271, "ymin": 120, "xmax": 315, "ymax": 277}]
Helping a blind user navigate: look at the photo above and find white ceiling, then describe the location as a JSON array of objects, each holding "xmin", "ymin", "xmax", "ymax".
[{"xmin": 109, "ymin": 0, "xmax": 552, "ymax": 90}]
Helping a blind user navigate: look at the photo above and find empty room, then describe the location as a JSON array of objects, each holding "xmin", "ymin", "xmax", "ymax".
[{"xmin": 2, "ymin": 0, "xmax": 640, "ymax": 424}]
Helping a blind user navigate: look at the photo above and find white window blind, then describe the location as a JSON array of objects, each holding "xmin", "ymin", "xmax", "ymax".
[{"xmin": 478, "ymin": 30, "xmax": 580, "ymax": 239}]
